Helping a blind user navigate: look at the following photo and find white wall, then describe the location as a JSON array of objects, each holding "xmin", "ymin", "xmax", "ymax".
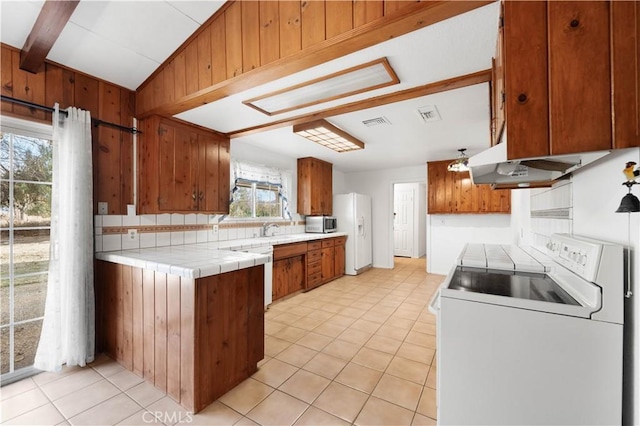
[
  {"xmin": 510, "ymin": 147, "xmax": 640, "ymax": 424},
  {"xmin": 569, "ymin": 148, "xmax": 640, "ymax": 424},
  {"xmin": 426, "ymin": 214, "xmax": 513, "ymax": 274},
  {"xmin": 341, "ymin": 165, "xmax": 426, "ymax": 269}
]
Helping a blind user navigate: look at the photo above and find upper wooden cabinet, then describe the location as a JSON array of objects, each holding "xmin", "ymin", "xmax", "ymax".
[
  {"xmin": 491, "ymin": 1, "xmax": 639, "ymax": 158},
  {"xmin": 138, "ymin": 116, "xmax": 230, "ymax": 214},
  {"xmin": 427, "ymin": 160, "xmax": 511, "ymax": 214},
  {"xmin": 297, "ymin": 157, "xmax": 333, "ymax": 216}
]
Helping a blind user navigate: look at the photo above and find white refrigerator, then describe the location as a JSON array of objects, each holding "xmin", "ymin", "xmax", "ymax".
[{"xmin": 333, "ymin": 193, "xmax": 372, "ymax": 275}]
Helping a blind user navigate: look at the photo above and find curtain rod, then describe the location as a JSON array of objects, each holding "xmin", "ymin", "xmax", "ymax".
[{"xmin": 1, "ymin": 95, "xmax": 142, "ymax": 134}]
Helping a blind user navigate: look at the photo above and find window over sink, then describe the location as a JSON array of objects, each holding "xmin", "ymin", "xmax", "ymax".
[
  {"xmin": 229, "ymin": 160, "xmax": 292, "ymax": 219},
  {"xmin": 230, "ymin": 179, "xmax": 282, "ymax": 218}
]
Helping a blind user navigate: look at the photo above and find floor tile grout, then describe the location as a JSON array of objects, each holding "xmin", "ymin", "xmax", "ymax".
[{"xmin": 2, "ymin": 257, "xmax": 440, "ymax": 426}]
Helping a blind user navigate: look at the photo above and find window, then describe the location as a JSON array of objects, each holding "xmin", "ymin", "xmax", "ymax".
[
  {"xmin": 230, "ymin": 179, "xmax": 283, "ymax": 218},
  {"xmin": 1, "ymin": 120, "xmax": 53, "ymax": 383}
]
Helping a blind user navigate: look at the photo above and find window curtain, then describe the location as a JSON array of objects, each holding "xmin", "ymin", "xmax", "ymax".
[
  {"xmin": 34, "ymin": 104, "xmax": 95, "ymax": 372},
  {"xmin": 230, "ymin": 160, "xmax": 293, "ymax": 219}
]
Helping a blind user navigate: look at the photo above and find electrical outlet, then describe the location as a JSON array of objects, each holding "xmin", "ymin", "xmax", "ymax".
[
  {"xmin": 98, "ymin": 202, "xmax": 108, "ymax": 215},
  {"xmin": 127, "ymin": 229, "xmax": 138, "ymax": 241},
  {"xmin": 212, "ymin": 224, "xmax": 219, "ymax": 233}
]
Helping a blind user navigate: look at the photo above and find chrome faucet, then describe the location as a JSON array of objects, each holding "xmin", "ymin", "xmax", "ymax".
[{"xmin": 262, "ymin": 222, "xmax": 280, "ymax": 237}]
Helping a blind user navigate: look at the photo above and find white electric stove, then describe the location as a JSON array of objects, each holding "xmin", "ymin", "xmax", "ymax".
[{"xmin": 430, "ymin": 234, "xmax": 624, "ymax": 425}]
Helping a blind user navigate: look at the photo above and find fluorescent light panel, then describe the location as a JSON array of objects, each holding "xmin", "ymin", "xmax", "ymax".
[
  {"xmin": 244, "ymin": 58, "xmax": 399, "ymax": 116},
  {"xmin": 294, "ymin": 119, "xmax": 365, "ymax": 153}
]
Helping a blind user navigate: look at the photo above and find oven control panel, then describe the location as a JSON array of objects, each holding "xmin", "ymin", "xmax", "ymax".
[{"xmin": 546, "ymin": 234, "xmax": 602, "ymax": 282}]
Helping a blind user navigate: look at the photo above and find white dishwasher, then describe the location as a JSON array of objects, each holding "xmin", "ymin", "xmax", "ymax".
[{"xmin": 242, "ymin": 245, "xmax": 273, "ymax": 308}]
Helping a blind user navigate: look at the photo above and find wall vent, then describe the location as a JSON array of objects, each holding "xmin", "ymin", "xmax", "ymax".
[
  {"xmin": 362, "ymin": 116, "xmax": 391, "ymax": 127},
  {"xmin": 416, "ymin": 105, "xmax": 441, "ymax": 123}
]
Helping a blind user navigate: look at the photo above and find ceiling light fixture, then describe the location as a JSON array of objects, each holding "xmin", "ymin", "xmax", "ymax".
[
  {"xmin": 293, "ymin": 119, "xmax": 364, "ymax": 153},
  {"xmin": 244, "ymin": 58, "xmax": 399, "ymax": 116},
  {"xmin": 447, "ymin": 148, "xmax": 469, "ymax": 172}
]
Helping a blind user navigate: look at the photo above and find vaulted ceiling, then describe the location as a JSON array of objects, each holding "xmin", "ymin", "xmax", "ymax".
[{"xmin": 0, "ymin": 1, "xmax": 500, "ymax": 173}]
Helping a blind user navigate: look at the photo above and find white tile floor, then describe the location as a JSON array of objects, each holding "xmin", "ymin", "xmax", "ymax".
[{"xmin": 0, "ymin": 257, "xmax": 443, "ymax": 425}]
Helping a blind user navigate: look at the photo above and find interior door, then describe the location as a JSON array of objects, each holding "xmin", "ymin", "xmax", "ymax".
[{"xmin": 394, "ymin": 186, "xmax": 414, "ymax": 257}]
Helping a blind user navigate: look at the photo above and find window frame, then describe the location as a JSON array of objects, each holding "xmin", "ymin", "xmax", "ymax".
[
  {"xmin": 229, "ymin": 178, "xmax": 284, "ymax": 220},
  {"xmin": 0, "ymin": 115, "xmax": 53, "ymax": 384}
]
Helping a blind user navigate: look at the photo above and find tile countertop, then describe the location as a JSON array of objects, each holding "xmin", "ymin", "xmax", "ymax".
[{"xmin": 95, "ymin": 232, "xmax": 347, "ymax": 279}]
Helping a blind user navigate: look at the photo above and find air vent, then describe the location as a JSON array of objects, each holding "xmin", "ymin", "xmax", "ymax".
[
  {"xmin": 362, "ymin": 116, "xmax": 392, "ymax": 127},
  {"xmin": 416, "ymin": 105, "xmax": 441, "ymax": 123}
]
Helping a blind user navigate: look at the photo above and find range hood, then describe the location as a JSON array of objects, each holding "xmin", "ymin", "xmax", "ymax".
[{"xmin": 468, "ymin": 141, "xmax": 610, "ymax": 189}]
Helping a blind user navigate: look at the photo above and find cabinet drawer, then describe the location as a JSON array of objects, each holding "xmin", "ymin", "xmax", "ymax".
[
  {"xmin": 322, "ymin": 239, "xmax": 335, "ymax": 248},
  {"xmin": 334, "ymin": 236, "xmax": 347, "ymax": 246},
  {"xmin": 307, "ymin": 249, "xmax": 321, "ymax": 264},
  {"xmin": 307, "ymin": 272, "xmax": 322, "ymax": 287},
  {"xmin": 307, "ymin": 261, "xmax": 321, "ymax": 275},
  {"xmin": 307, "ymin": 241, "xmax": 322, "ymax": 251},
  {"xmin": 274, "ymin": 242, "xmax": 308, "ymax": 260}
]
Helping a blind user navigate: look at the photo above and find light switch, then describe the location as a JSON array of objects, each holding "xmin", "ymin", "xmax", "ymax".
[{"xmin": 98, "ymin": 202, "xmax": 108, "ymax": 215}]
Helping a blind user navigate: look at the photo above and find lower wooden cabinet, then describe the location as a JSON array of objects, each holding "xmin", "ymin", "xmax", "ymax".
[
  {"xmin": 321, "ymin": 239, "xmax": 335, "ymax": 282},
  {"xmin": 273, "ymin": 242, "xmax": 307, "ymax": 301},
  {"xmin": 273, "ymin": 237, "xmax": 348, "ymax": 299},
  {"xmin": 94, "ymin": 261, "xmax": 263, "ymax": 413},
  {"xmin": 273, "ymin": 256, "xmax": 305, "ymax": 301},
  {"xmin": 334, "ymin": 237, "xmax": 346, "ymax": 278}
]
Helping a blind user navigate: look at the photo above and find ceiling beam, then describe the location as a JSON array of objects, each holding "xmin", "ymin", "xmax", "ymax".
[
  {"xmin": 19, "ymin": 0, "xmax": 79, "ymax": 74},
  {"xmin": 227, "ymin": 69, "xmax": 492, "ymax": 139}
]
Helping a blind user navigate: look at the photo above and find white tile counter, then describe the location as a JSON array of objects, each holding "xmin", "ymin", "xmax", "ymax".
[{"xmin": 95, "ymin": 232, "xmax": 347, "ymax": 279}]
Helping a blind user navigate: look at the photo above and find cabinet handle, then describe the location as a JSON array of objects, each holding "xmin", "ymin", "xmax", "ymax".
[
  {"xmin": 570, "ymin": 19, "xmax": 580, "ymax": 28},
  {"xmin": 517, "ymin": 93, "xmax": 528, "ymax": 104},
  {"xmin": 199, "ymin": 191, "xmax": 204, "ymax": 201},
  {"xmin": 192, "ymin": 191, "xmax": 197, "ymax": 200}
]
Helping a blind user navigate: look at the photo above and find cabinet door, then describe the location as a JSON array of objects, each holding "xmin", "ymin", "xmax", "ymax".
[
  {"xmin": 321, "ymin": 246, "xmax": 334, "ymax": 282},
  {"xmin": 198, "ymin": 134, "xmax": 220, "ymax": 212},
  {"xmin": 611, "ymin": 1, "xmax": 640, "ymax": 148},
  {"xmin": 548, "ymin": 1, "xmax": 612, "ymax": 154},
  {"xmin": 272, "ymin": 259, "xmax": 288, "ymax": 301},
  {"xmin": 334, "ymin": 243, "xmax": 345, "ymax": 279},
  {"xmin": 491, "ymin": 5, "xmax": 505, "ymax": 146},
  {"xmin": 218, "ymin": 140, "xmax": 231, "ymax": 213},
  {"xmin": 158, "ymin": 122, "xmax": 199, "ymax": 211},
  {"xmin": 322, "ymin": 161, "xmax": 333, "ymax": 214},
  {"xmin": 503, "ymin": 1, "xmax": 550, "ymax": 159},
  {"xmin": 288, "ymin": 255, "xmax": 305, "ymax": 294}
]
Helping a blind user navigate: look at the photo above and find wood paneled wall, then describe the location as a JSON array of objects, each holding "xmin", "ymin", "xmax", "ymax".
[
  {"xmin": 1, "ymin": 44, "xmax": 135, "ymax": 215},
  {"xmin": 136, "ymin": 0, "xmax": 495, "ymax": 117},
  {"xmin": 95, "ymin": 261, "xmax": 264, "ymax": 412},
  {"xmin": 427, "ymin": 160, "xmax": 511, "ymax": 214}
]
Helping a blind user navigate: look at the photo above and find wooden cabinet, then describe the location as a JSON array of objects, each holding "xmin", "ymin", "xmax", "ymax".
[
  {"xmin": 427, "ymin": 160, "xmax": 511, "ymax": 214},
  {"xmin": 297, "ymin": 157, "xmax": 333, "ymax": 216},
  {"xmin": 95, "ymin": 261, "xmax": 264, "ymax": 413},
  {"xmin": 306, "ymin": 241, "xmax": 323, "ymax": 290},
  {"xmin": 306, "ymin": 236, "xmax": 347, "ymax": 288},
  {"xmin": 321, "ymin": 239, "xmax": 335, "ymax": 283},
  {"xmin": 493, "ymin": 0, "xmax": 639, "ymax": 160},
  {"xmin": 333, "ymin": 237, "xmax": 346, "ymax": 279},
  {"xmin": 273, "ymin": 242, "xmax": 307, "ymax": 301},
  {"xmin": 138, "ymin": 115, "xmax": 230, "ymax": 214}
]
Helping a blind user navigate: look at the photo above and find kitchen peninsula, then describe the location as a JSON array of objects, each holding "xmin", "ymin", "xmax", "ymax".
[
  {"xmin": 94, "ymin": 244, "xmax": 268, "ymax": 413},
  {"xmin": 94, "ymin": 232, "xmax": 347, "ymax": 412}
]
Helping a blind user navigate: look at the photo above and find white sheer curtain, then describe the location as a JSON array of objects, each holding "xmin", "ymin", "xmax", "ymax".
[{"xmin": 34, "ymin": 104, "xmax": 95, "ymax": 372}]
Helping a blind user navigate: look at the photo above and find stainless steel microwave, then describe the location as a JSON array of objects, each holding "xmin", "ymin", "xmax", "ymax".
[{"xmin": 305, "ymin": 216, "xmax": 337, "ymax": 233}]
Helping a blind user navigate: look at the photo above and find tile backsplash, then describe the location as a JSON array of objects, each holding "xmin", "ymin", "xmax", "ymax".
[{"xmin": 94, "ymin": 213, "xmax": 305, "ymax": 252}]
